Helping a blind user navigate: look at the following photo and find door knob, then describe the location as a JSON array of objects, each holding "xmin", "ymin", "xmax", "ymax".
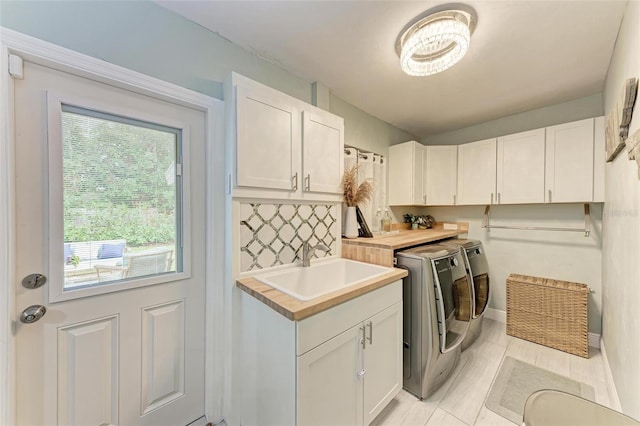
[{"xmin": 20, "ymin": 305, "xmax": 46, "ymax": 324}]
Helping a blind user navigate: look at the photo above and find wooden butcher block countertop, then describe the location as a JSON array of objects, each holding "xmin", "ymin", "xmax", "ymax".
[
  {"xmin": 236, "ymin": 266, "xmax": 407, "ymax": 321},
  {"xmin": 341, "ymin": 222, "xmax": 468, "ymax": 268},
  {"xmin": 342, "ymin": 222, "xmax": 469, "ymax": 250}
]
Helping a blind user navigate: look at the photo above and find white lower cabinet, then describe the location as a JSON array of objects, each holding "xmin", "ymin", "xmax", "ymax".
[
  {"xmin": 362, "ymin": 305, "xmax": 404, "ymax": 425},
  {"xmin": 238, "ymin": 281, "xmax": 402, "ymax": 426},
  {"xmin": 298, "ymin": 302, "xmax": 403, "ymax": 426},
  {"xmin": 297, "ymin": 322, "xmax": 363, "ymax": 426}
]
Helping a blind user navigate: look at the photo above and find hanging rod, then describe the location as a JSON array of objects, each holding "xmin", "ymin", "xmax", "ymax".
[{"xmin": 481, "ymin": 204, "xmax": 591, "ymax": 237}]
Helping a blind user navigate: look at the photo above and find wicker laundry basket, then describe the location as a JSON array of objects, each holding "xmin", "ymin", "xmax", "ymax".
[{"xmin": 506, "ymin": 274, "xmax": 589, "ymax": 358}]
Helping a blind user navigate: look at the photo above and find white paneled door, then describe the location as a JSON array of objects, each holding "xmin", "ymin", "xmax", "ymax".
[{"xmin": 13, "ymin": 59, "xmax": 206, "ymax": 425}]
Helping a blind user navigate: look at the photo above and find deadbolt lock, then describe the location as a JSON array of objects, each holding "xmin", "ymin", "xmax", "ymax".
[{"xmin": 22, "ymin": 273, "xmax": 47, "ymax": 289}]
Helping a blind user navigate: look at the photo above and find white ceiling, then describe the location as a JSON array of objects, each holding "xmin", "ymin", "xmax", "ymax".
[{"xmin": 158, "ymin": 0, "xmax": 627, "ymax": 138}]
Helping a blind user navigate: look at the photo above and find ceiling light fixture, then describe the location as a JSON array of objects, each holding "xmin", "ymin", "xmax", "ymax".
[{"xmin": 396, "ymin": 6, "xmax": 477, "ymax": 77}]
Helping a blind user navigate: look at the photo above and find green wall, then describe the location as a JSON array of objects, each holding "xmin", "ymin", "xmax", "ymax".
[
  {"xmin": 329, "ymin": 94, "xmax": 416, "ymax": 157},
  {"xmin": 0, "ymin": 0, "xmax": 308, "ymax": 100},
  {"xmin": 422, "ymin": 93, "xmax": 603, "ymax": 145},
  {"xmin": 0, "ymin": 0, "xmax": 412, "ymax": 154}
]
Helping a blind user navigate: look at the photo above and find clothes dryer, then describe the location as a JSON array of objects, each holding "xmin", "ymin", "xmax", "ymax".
[
  {"xmin": 395, "ymin": 244, "xmax": 473, "ymax": 400},
  {"xmin": 442, "ymin": 239, "xmax": 490, "ymax": 350}
]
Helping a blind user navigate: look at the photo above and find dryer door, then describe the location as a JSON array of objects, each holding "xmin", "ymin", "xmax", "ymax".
[
  {"xmin": 466, "ymin": 247, "xmax": 490, "ymax": 318},
  {"xmin": 432, "ymin": 254, "xmax": 472, "ymax": 353}
]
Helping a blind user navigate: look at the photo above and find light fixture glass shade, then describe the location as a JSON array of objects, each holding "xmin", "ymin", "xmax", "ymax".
[{"xmin": 398, "ymin": 9, "xmax": 475, "ymax": 77}]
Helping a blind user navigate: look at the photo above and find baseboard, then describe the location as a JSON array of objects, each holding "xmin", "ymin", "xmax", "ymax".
[
  {"xmin": 485, "ymin": 308, "xmax": 506, "ymax": 323},
  {"xmin": 600, "ymin": 337, "xmax": 622, "ymax": 412},
  {"xmin": 588, "ymin": 332, "xmax": 600, "ymax": 348}
]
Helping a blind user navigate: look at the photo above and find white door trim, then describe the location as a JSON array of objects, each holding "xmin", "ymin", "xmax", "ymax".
[{"xmin": 0, "ymin": 27, "xmax": 225, "ymax": 425}]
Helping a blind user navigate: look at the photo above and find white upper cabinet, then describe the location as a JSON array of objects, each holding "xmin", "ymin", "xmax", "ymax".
[
  {"xmin": 545, "ymin": 118, "xmax": 596, "ymax": 203},
  {"xmin": 457, "ymin": 138, "xmax": 497, "ymax": 205},
  {"xmin": 228, "ymin": 73, "xmax": 344, "ymax": 201},
  {"xmin": 388, "ymin": 141, "xmax": 426, "ymax": 206},
  {"xmin": 302, "ymin": 110, "xmax": 344, "ymax": 194},
  {"xmin": 496, "ymin": 128, "xmax": 546, "ymax": 204},
  {"xmin": 391, "ymin": 118, "xmax": 603, "ymax": 208},
  {"xmin": 425, "ymin": 145, "xmax": 457, "ymax": 206},
  {"xmin": 236, "ymin": 84, "xmax": 300, "ymax": 191}
]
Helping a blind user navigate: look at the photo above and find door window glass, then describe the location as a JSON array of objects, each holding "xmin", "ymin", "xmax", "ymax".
[{"xmin": 61, "ymin": 105, "xmax": 182, "ymax": 290}]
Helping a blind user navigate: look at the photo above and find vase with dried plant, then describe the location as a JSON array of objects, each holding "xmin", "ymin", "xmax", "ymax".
[{"xmin": 342, "ymin": 164, "xmax": 373, "ymax": 238}]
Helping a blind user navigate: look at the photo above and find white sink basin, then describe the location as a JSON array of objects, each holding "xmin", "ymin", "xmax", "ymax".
[{"xmin": 254, "ymin": 258, "xmax": 393, "ymax": 301}]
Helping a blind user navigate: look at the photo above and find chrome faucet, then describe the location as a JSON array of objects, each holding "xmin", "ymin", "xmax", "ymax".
[{"xmin": 302, "ymin": 241, "xmax": 330, "ymax": 267}]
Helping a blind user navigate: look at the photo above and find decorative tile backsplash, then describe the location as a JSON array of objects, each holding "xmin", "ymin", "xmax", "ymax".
[{"xmin": 239, "ymin": 203, "xmax": 338, "ymax": 272}]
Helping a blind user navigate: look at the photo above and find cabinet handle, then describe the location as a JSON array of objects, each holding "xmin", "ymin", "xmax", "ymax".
[
  {"xmin": 304, "ymin": 174, "xmax": 311, "ymax": 191},
  {"xmin": 366, "ymin": 321, "xmax": 373, "ymax": 345},
  {"xmin": 358, "ymin": 327, "xmax": 366, "ymax": 379},
  {"xmin": 453, "ymin": 194, "xmax": 456, "ymax": 205},
  {"xmin": 491, "ymin": 193, "xmax": 494, "ymax": 204},
  {"xmin": 548, "ymin": 189, "xmax": 552, "ymax": 203},
  {"xmin": 292, "ymin": 173, "xmax": 298, "ymax": 191},
  {"xmin": 498, "ymin": 193, "xmax": 501, "ymax": 204},
  {"xmin": 423, "ymin": 195, "xmax": 426, "ymax": 204}
]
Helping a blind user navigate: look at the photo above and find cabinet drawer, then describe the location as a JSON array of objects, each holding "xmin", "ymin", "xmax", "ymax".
[{"xmin": 296, "ymin": 281, "xmax": 402, "ymax": 356}]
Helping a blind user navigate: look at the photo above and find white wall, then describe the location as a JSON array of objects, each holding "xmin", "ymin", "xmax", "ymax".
[
  {"xmin": 602, "ymin": 0, "xmax": 640, "ymax": 419},
  {"xmin": 417, "ymin": 205, "xmax": 603, "ymax": 334}
]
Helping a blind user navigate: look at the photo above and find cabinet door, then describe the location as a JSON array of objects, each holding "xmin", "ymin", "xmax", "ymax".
[
  {"xmin": 297, "ymin": 324, "xmax": 363, "ymax": 426},
  {"xmin": 363, "ymin": 302, "xmax": 402, "ymax": 425},
  {"xmin": 425, "ymin": 145, "xmax": 457, "ymax": 205},
  {"xmin": 236, "ymin": 84, "xmax": 300, "ymax": 190},
  {"xmin": 457, "ymin": 139, "xmax": 497, "ymax": 205},
  {"xmin": 302, "ymin": 110, "xmax": 344, "ymax": 194},
  {"xmin": 545, "ymin": 118, "xmax": 594, "ymax": 202},
  {"xmin": 496, "ymin": 129, "xmax": 545, "ymax": 204},
  {"xmin": 389, "ymin": 141, "xmax": 425, "ymax": 205}
]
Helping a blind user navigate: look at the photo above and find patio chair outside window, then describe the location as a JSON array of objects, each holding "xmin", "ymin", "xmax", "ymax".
[{"xmin": 95, "ymin": 249, "xmax": 174, "ymax": 282}]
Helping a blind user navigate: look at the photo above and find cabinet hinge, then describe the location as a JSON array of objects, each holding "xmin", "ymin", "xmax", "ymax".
[{"xmin": 8, "ymin": 54, "xmax": 24, "ymax": 79}]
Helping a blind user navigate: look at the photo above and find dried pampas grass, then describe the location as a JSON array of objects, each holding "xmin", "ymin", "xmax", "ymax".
[{"xmin": 342, "ymin": 164, "xmax": 373, "ymax": 207}]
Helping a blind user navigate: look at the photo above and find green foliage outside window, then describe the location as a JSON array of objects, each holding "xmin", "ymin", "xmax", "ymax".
[{"xmin": 62, "ymin": 109, "xmax": 177, "ymax": 247}]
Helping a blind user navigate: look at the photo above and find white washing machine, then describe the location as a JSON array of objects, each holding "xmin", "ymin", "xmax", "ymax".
[
  {"xmin": 442, "ymin": 239, "xmax": 490, "ymax": 350},
  {"xmin": 395, "ymin": 244, "xmax": 473, "ymax": 400}
]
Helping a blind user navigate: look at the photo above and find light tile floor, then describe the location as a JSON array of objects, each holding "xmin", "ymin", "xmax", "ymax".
[{"xmin": 371, "ymin": 319, "xmax": 613, "ymax": 426}]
